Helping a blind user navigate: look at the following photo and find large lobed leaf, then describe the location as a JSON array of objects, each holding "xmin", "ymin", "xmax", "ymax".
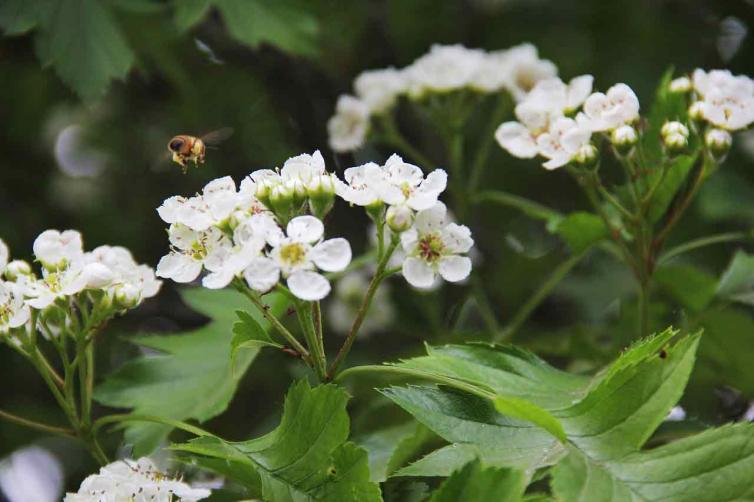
[
  {"xmin": 95, "ymin": 288, "xmax": 285, "ymax": 456},
  {"xmin": 173, "ymin": 380, "xmax": 382, "ymax": 502},
  {"xmin": 428, "ymin": 459, "xmax": 525, "ymax": 502}
]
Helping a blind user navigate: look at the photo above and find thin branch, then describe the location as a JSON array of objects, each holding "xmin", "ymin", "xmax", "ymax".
[{"xmin": 0, "ymin": 408, "xmax": 75, "ymax": 437}]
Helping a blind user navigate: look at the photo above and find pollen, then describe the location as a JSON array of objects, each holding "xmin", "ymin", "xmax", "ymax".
[{"xmin": 280, "ymin": 243, "xmax": 308, "ymax": 266}]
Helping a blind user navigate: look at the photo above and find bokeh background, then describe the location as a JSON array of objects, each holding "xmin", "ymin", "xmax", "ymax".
[{"xmin": 1, "ymin": 0, "xmax": 754, "ymax": 497}]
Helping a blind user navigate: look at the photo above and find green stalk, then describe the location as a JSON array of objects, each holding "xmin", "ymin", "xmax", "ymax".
[
  {"xmin": 378, "ymin": 114, "xmax": 435, "ymax": 169},
  {"xmin": 93, "ymin": 413, "xmax": 214, "ymax": 439},
  {"xmin": 658, "ymin": 231, "xmax": 754, "ymax": 265},
  {"xmin": 0, "ymin": 408, "xmax": 75, "ymax": 437},
  {"xmin": 475, "ymin": 190, "xmax": 562, "ymax": 222},
  {"xmin": 468, "ymin": 94, "xmax": 511, "ymax": 196}
]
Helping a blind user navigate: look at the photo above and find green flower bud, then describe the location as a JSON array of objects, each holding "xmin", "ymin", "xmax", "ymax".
[
  {"xmin": 663, "ymin": 133, "xmax": 688, "ymax": 155},
  {"xmin": 386, "ymin": 205, "xmax": 414, "ymax": 233},
  {"xmin": 688, "ymin": 101, "xmax": 705, "ymax": 123},
  {"xmin": 573, "ymin": 144, "xmax": 599, "ymax": 168},
  {"xmin": 4, "ymin": 260, "xmax": 32, "ymax": 281},
  {"xmin": 661, "ymin": 121, "xmax": 689, "ymax": 139},
  {"xmin": 669, "ymin": 76, "xmax": 691, "ymax": 94},
  {"xmin": 307, "ymin": 175, "xmax": 336, "ymax": 219},
  {"xmin": 610, "ymin": 125, "xmax": 638, "ymax": 155},
  {"xmin": 269, "ymin": 183, "xmax": 295, "ymax": 220},
  {"xmin": 705, "ymin": 128, "xmax": 732, "ymax": 161}
]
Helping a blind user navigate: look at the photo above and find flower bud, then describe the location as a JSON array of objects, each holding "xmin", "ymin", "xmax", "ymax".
[
  {"xmin": 661, "ymin": 121, "xmax": 689, "ymax": 139},
  {"xmin": 572, "ymin": 144, "xmax": 599, "ymax": 168},
  {"xmin": 4, "ymin": 260, "xmax": 32, "ymax": 281},
  {"xmin": 705, "ymin": 128, "xmax": 732, "ymax": 160},
  {"xmin": 307, "ymin": 175, "xmax": 336, "ymax": 219},
  {"xmin": 287, "ymin": 179, "xmax": 307, "ymax": 207},
  {"xmin": 386, "ymin": 205, "xmax": 414, "ymax": 233},
  {"xmin": 254, "ymin": 179, "xmax": 275, "ymax": 208},
  {"xmin": 81, "ymin": 262, "xmax": 114, "ymax": 289},
  {"xmin": 669, "ymin": 76, "xmax": 691, "ymax": 94},
  {"xmin": 610, "ymin": 125, "xmax": 638, "ymax": 154},
  {"xmin": 269, "ymin": 183, "xmax": 295, "ymax": 220},
  {"xmin": 114, "ymin": 284, "xmax": 141, "ymax": 309},
  {"xmin": 663, "ymin": 133, "xmax": 688, "ymax": 155},
  {"xmin": 688, "ymin": 101, "xmax": 705, "ymax": 123}
]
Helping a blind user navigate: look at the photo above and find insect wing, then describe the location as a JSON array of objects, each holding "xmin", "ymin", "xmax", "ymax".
[{"xmin": 201, "ymin": 127, "xmax": 234, "ymax": 146}]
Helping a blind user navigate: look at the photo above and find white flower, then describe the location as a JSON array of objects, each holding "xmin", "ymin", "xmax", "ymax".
[
  {"xmin": 407, "ymin": 44, "xmax": 485, "ymax": 96},
  {"xmin": 243, "ymin": 216, "xmax": 351, "ymax": 301},
  {"xmin": 86, "ymin": 246, "xmax": 161, "ymax": 304},
  {"xmin": 499, "ymin": 43, "xmax": 558, "ymax": 101},
  {"xmin": 692, "ymin": 69, "xmax": 754, "ymax": 130},
  {"xmin": 583, "ymin": 83, "xmax": 640, "ymax": 131},
  {"xmin": 400, "ymin": 202, "xmax": 473, "ymax": 289},
  {"xmin": 525, "ymin": 75, "xmax": 593, "ymax": 114},
  {"xmin": 64, "ymin": 457, "xmax": 210, "ymax": 502},
  {"xmin": 354, "ymin": 68, "xmax": 407, "ymax": 113},
  {"xmin": 380, "ymin": 155, "xmax": 447, "ymax": 210},
  {"xmin": 335, "ymin": 162, "xmax": 388, "ymax": 206},
  {"xmin": 33, "ymin": 230, "xmax": 84, "ymax": 269},
  {"xmin": 0, "ymin": 281, "xmax": 30, "ymax": 333},
  {"xmin": 157, "ymin": 177, "xmax": 250, "ymax": 232},
  {"xmin": 328, "ymin": 270, "xmax": 394, "ymax": 336},
  {"xmin": 156, "ymin": 225, "xmax": 230, "ymax": 284},
  {"xmin": 470, "ymin": 50, "xmax": 512, "ymax": 92},
  {"xmin": 535, "ymin": 115, "xmax": 592, "ymax": 170},
  {"xmin": 25, "ymin": 265, "xmax": 88, "ymax": 309},
  {"xmin": 0, "ymin": 238, "xmax": 7, "ymax": 273},
  {"xmin": 328, "ymin": 95, "xmax": 370, "ymax": 153}
]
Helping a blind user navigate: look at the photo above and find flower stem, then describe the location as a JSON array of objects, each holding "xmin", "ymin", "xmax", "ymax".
[
  {"xmin": 378, "ymin": 114, "xmax": 435, "ymax": 169},
  {"xmin": 92, "ymin": 413, "xmax": 214, "ymax": 439},
  {"xmin": 327, "ymin": 238, "xmax": 399, "ymax": 380},
  {"xmin": 658, "ymin": 231, "xmax": 754, "ymax": 265},
  {"xmin": 0, "ymin": 408, "xmax": 75, "ymax": 437},
  {"xmin": 474, "ymin": 190, "xmax": 562, "ymax": 222}
]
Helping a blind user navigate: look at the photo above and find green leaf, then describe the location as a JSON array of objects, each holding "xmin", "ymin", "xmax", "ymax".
[
  {"xmin": 172, "ymin": 0, "xmax": 213, "ymax": 31},
  {"xmin": 385, "ymin": 330, "xmax": 700, "ymax": 477},
  {"xmin": 551, "ymin": 212, "xmax": 608, "ymax": 253},
  {"xmin": 646, "ymin": 153, "xmax": 697, "ymax": 223},
  {"xmin": 231, "ymin": 309, "xmax": 282, "ymax": 368},
  {"xmin": 428, "ymin": 459, "xmax": 526, "ymax": 502},
  {"xmin": 35, "ymin": 0, "xmax": 134, "ymax": 101},
  {"xmin": 716, "ymin": 250, "xmax": 754, "ymax": 305},
  {"xmin": 0, "ymin": 0, "xmax": 50, "ymax": 35},
  {"xmin": 357, "ymin": 422, "xmax": 435, "ymax": 482},
  {"xmin": 95, "ymin": 288, "xmax": 285, "ymax": 456},
  {"xmin": 215, "ymin": 0, "xmax": 319, "ymax": 57},
  {"xmin": 655, "ymin": 264, "xmax": 717, "ymax": 311},
  {"xmin": 173, "ymin": 381, "xmax": 382, "ymax": 501},
  {"xmin": 551, "ymin": 423, "xmax": 754, "ymax": 502}
]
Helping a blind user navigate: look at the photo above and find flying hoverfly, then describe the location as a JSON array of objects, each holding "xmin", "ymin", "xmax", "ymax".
[{"xmin": 167, "ymin": 127, "xmax": 234, "ymax": 173}]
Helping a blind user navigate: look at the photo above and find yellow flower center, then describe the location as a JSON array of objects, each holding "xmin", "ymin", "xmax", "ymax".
[
  {"xmin": 280, "ymin": 243, "xmax": 307, "ymax": 266},
  {"xmin": 418, "ymin": 234, "xmax": 444, "ymax": 263}
]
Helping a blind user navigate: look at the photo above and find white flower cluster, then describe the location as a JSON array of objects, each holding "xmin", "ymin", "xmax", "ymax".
[
  {"xmin": 0, "ymin": 232, "xmax": 160, "ymax": 337},
  {"xmin": 64, "ymin": 457, "xmax": 210, "ymax": 502},
  {"xmin": 157, "ymin": 150, "xmax": 474, "ymax": 295},
  {"xmin": 328, "ymin": 43, "xmax": 557, "ymax": 152},
  {"xmin": 495, "ymin": 75, "xmax": 641, "ymax": 169},
  {"xmin": 688, "ymin": 69, "xmax": 754, "ymax": 131}
]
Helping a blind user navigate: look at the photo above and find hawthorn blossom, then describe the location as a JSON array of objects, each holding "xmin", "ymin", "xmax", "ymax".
[
  {"xmin": 64, "ymin": 457, "xmax": 210, "ymax": 502},
  {"xmin": 407, "ymin": 44, "xmax": 485, "ymax": 96},
  {"xmin": 85, "ymin": 245, "xmax": 162, "ymax": 304},
  {"xmin": 328, "ymin": 95, "xmax": 370, "ymax": 152},
  {"xmin": 692, "ymin": 69, "xmax": 754, "ymax": 130},
  {"xmin": 354, "ymin": 68, "xmax": 407, "ymax": 113},
  {"xmin": 583, "ymin": 83, "xmax": 640, "ymax": 131},
  {"xmin": 536, "ymin": 115, "xmax": 592, "ymax": 169},
  {"xmin": 500, "ymin": 43, "xmax": 558, "ymax": 101},
  {"xmin": 0, "ymin": 281, "xmax": 30, "ymax": 334},
  {"xmin": 156, "ymin": 225, "xmax": 231, "ymax": 284},
  {"xmin": 157, "ymin": 176, "xmax": 250, "ymax": 232},
  {"xmin": 33, "ymin": 230, "xmax": 84, "ymax": 269},
  {"xmin": 335, "ymin": 162, "xmax": 388, "ymax": 207},
  {"xmin": 400, "ymin": 203, "xmax": 473, "ymax": 289},
  {"xmin": 244, "ymin": 216, "xmax": 351, "ymax": 301},
  {"xmin": 524, "ymin": 75, "xmax": 593, "ymax": 114}
]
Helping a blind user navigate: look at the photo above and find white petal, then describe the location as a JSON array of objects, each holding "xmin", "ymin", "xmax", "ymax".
[
  {"xmin": 441, "ymin": 223, "xmax": 474, "ymax": 253},
  {"xmin": 400, "ymin": 228, "xmax": 419, "ymax": 253},
  {"xmin": 156, "ymin": 254, "xmax": 202, "ymax": 283},
  {"xmin": 311, "ymin": 238, "xmax": 352, "ymax": 272},
  {"xmin": 402, "ymin": 257, "xmax": 436, "ymax": 289},
  {"xmin": 542, "ymin": 157, "xmax": 570, "ymax": 170},
  {"xmin": 286, "ymin": 215, "xmax": 324, "ymax": 243},
  {"xmin": 414, "ymin": 202, "xmax": 447, "ymax": 234},
  {"xmin": 202, "ymin": 270, "xmax": 234, "ymax": 289},
  {"xmin": 566, "ymin": 75, "xmax": 594, "ymax": 109},
  {"xmin": 243, "ymin": 256, "xmax": 280, "ymax": 292},
  {"xmin": 287, "ymin": 271, "xmax": 331, "ymax": 301},
  {"xmin": 495, "ymin": 122, "xmax": 538, "ymax": 158},
  {"xmin": 438, "ymin": 256, "xmax": 472, "ymax": 282}
]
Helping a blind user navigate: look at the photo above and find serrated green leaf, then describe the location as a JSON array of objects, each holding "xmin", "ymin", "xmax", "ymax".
[
  {"xmin": 384, "ymin": 330, "xmax": 700, "ymax": 477},
  {"xmin": 646, "ymin": 153, "xmax": 697, "ymax": 223},
  {"xmin": 428, "ymin": 459, "xmax": 525, "ymax": 502},
  {"xmin": 552, "ymin": 423, "xmax": 754, "ymax": 502},
  {"xmin": 215, "ymin": 0, "xmax": 319, "ymax": 57},
  {"xmin": 34, "ymin": 0, "xmax": 134, "ymax": 101},
  {"xmin": 357, "ymin": 422, "xmax": 434, "ymax": 482},
  {"xmin": 173, "ymin": 0, "xmax": 213, "ymax": 31},
  {"xmin": 173, "ymin": 381, "xmax": 382, "ymax": 501},
  {"xmin": 655, "ymin": 264, "xmax": 717, "ymax": 311},
  {"xmin": 231, "ymin": 309, "xmax": 282, "ymax": 368},
  {"xmin": 716, "ymin": 250, "xmax": 754, "ymax": 305},
  {"xmin": 551, "ymin": 212, "xmax": 608, "ymax": 254},
  {"xmin": 0, "ymin": 0, "xmax": 50, "ymax": 35},
  {"xmin": 95, "ymin": 288, "xmax": 285, "ymax": 456}
]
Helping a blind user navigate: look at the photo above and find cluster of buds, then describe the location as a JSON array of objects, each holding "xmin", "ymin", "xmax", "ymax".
[{"xmin": 661, "ymin": 121, "xmax": 690, "ymax": 155}]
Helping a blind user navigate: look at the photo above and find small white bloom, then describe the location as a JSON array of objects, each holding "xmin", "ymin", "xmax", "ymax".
[
  {"xmin": 156, "ymin": 195, "xmax": 214, "ymax": 232},
  {"xmin": 0, "ymin": 238, "xmax": 7, "ymax": 273},
  {"xmin": 400, "ymin": 202, "xmax": 473, "ymax": 289},
  {"xmin": 328, "ymin": 95, "xmax": 370, "ymax": 153},
  {"xmin": 692, "ymin": 69, "xmax": 754, "ymax": 131},
  {"xmin": 535, "ymin": 115, "xmax": 592, "ymax": 170},
  {"xmin": 380, "ymin": 155, "xmax": 447, "ymax": 210},
  {"xmin": 25, "ymin": 265, "xmax": 88, "ymax": 309},
  {"xmin": 335, "ymin": 162, "xmax": 387, "ymax": 206},
  {"xmin": 64, "ymin": 457, "xmax": 210, "ymax": 502},
  {"xmin": 354, "ymin": 67, "xmax": 407, "ymax": 113},
  {"xmin": 244, "ymin": 216, "xmax": 351, "ymax": 301},
  {"xmin": 407, "ymin": 44, "xmax": 485, "ymax": 96},
  {"xmin": 583, "ymin": 83, "xmax": 640, "ymax": 131},
  {"xmin": 0, "ymin": 281, "xmax": 30, "ymax": 333},
  {"xmin": 156, "ymin": 225, "xmax": 231, "ymax": 284},
  {"xmin": 87, "ymin": 246, "xmax": 161, "ymax": 303},
  {"xmin": 499, "ymin": 43, "xmax": 558, "ymax": 101},
  {"xmin": 524, "ymin": 75, "xmax": 594, "ymax": 114},
  {"xmin": 33, "ymin": 230, "xmax": 84, "ymax": 269}
]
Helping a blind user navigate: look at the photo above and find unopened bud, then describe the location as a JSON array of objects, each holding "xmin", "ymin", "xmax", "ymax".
[
  {"xmin": 688, "ymin": 101, "xmax": 705, "ymax": 123},
  {"xmin": 663, "ymin": 133, "xmax": 688, "ymax": 154},
  {"xmin": 115, "ymin": 284, "xmax": 141, "ymax": 309},
  {"xmin": 269, "ymin": 183, "xmax": 295, "ymax": 219},
  {"xmin": 287, "ymin": 179, "xmax": 307, "ymax": 207},
  {"xmin": 669, "ymin": 76, "xmax": 692, "ymax": 94},
  {"xmin": 705, "ymin": 128, "xmax": 732, "ymax": 160},
  {"xmin": 661, "ymin": 121, "xmax": 689, "ymax": 139},
  {"xmin": 573, "ymin": 144, "xmax": 598, "ymax": 168},
  {"xmin": 4, "ymin": 260, "xmax": 32, "ymax": 281},
  {"xmin": 254, "ymin": 179, "xmax": 275, "ymax": 207},
  {"xmin": 81, "ymin": 262, "xmax": 114, "ymax": 289},
  {"xmin": 610, "ymin": 125, "xmax": 638, "ymax": 154},
  {"xmin": 307, "ymin": 175, "xmax": 336, "ymax": 219},
  {"xmin": 386, "ymin": 205, "xmax": 414, "ymax": 233}
]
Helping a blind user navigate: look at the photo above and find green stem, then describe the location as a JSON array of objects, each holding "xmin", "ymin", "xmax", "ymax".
[
  {"xmin": 495, "ymin": 250, "xmax": 587, "ymax": 342},
  {"xmin": 658, "ymin": 231, "xmax": 754, "ymax": 265},
  {"xmin": 446, "ymin": 126, "xmax": 467, "ymax": 218},
  {"xmin": 0, "ymin": 408, "xmax": 75, "ymax": 437},
  {"xmin": 637, "ymin": 279, "xmax": 651, "ymax": 338},
  {"xmin": 475, "ymin": 190, "xmax": 562, "ymax": 222},
  {"xmin": 653, "ymin": 154, "xmax": 709, "ymax": 247},
  {"xmin": 296, "ymin": 300, "xmax": 326, "ymax": 381},
  {"xmin": 468, "ymin": 95, "xmax": 510, "ymax": 195},
  {"xmin": 334, "ymin": 364, "xmax": 495, "ymax": 400},
  {"xmin": 92, "ymin": 413, "xmax": 214, "ymax": 439},
  {"xmin": 378, "ymin": 114, "xmax": 435, "ymax": 169},
  {"xmin": 327, "ymin": 239, "xmax": 399, "ymax": 380},
  {"xmin": 312, "ymin": 301, "xmax": 325, "ymax": 363}
]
